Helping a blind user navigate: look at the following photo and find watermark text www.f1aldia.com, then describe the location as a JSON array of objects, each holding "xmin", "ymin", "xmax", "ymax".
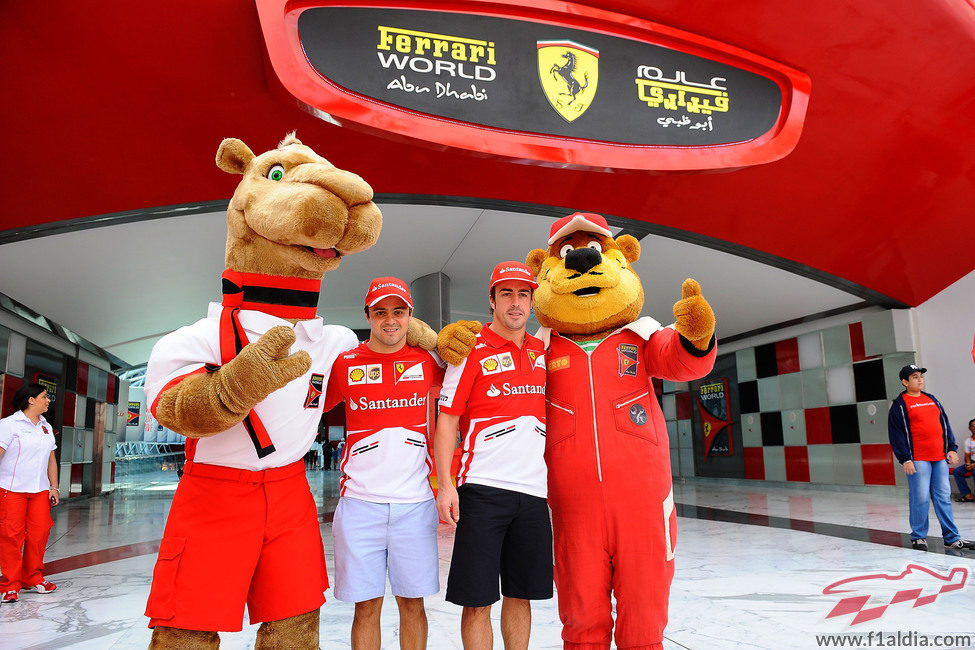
[{"xmin": 816, "ymin": 631, "xmax": 972, "ymax": 647}]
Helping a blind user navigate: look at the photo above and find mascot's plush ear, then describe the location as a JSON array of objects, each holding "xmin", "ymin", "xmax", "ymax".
[
  {"xmin": 526, "ymin": 248, "xmax": 548, "ymax": 276},
  {"xmin": 216, "ymin": 138, "xmax": 255, "ymax": 175},
  {"xmin": 616, "ymin": 234, "xmax": 640, "ymax": 263}
]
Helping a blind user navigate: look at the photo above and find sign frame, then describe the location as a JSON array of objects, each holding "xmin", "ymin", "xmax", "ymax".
[{"xmin": 256, "ymin": 0, "xmax": 810, "ymax": 171}]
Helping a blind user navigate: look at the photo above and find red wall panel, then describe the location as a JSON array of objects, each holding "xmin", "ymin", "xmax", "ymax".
[
  {"xmin": 784, "ymin": 446, "xmax": 810, "ymax": 482},
  {"xmin": 744, "ymin": 447, "xmax": 765, "ymax": 480},
  {"xmin": 804, "ymin": 407, "xmax": 832, "ymax": 444},
  {"xmin": 775, "ymin": 338, "xmax": 800, "ymax": 374},
  {"xmin": 77, "ymin": 362, "xmax": 89, "ymax": 396},
  {"xmin": 861, "ymin": 444, "xmax": 896, "ymax": 486}
]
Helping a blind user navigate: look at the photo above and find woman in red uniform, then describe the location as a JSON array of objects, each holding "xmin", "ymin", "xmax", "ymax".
[{"xmin": 0, "ymin": 383, "xmax": 60, "ymax": 604}]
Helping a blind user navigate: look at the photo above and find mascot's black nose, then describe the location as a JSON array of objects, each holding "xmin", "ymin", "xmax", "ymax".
[{"xmin": 564, "ymin": 247, "xmax": 601, "ymax": 274}]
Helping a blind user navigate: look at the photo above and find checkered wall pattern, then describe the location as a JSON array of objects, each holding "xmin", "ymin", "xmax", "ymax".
[{"xmin": 662, "ymin": 315, "xmax": 917, "ymax": 488}]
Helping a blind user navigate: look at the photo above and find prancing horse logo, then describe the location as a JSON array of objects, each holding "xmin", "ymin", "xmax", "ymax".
[{"xmin": 537, "ymin": 40, "xmax": 599, "ymax": 122}]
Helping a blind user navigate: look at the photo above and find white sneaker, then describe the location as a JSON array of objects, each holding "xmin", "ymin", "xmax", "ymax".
[{"xmin": 945, "ymin": 540, "xmax": 975, "ymax": 550}]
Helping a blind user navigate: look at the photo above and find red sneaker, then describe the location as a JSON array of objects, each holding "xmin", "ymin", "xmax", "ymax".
[
  {"xmin": 1, "ymin": 590, "xmax": 17, "ymax": 603},
  {"xmin": 29, "ymin": 580, "xmax": 57, "ymax": 593}
]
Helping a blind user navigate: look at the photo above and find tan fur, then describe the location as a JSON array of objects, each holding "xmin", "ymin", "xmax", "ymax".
[
  {"xmin": 149, "ymin": 626, "xmax": 220, "ymax": 649},
  {"xmin": 530, "ymin": 232, "xmax": 645, "ymax": 340},
  {"xmin": 255, "ymin": 610, "xmax": 320, "ymax": 649},
  {"xmin": 439, "ymin": 227, "xmax": 714, "ymax": 361},
  {"xmin": 155, "ymin": 135, "xmax": 384, "ymax": 437}
]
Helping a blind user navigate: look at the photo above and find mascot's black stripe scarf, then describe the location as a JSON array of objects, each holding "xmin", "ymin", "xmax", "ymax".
[{"xmin": 217, "ymin": 269, "xmax": 321, "ymax": 458}]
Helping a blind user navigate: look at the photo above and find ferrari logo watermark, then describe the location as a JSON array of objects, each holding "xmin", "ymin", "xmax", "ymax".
[{"xmin": 537, "ymin": 40, "xmax": 598, "ymax": 122}]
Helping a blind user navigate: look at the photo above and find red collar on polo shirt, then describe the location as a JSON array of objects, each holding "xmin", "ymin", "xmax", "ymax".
[
  {"xmin": 221, "ymin": 269, "xmax": 321, "ymax": 320},
  {"xmin": 482, "ymin": 323, "xmax": 527, "ymax": 350}
]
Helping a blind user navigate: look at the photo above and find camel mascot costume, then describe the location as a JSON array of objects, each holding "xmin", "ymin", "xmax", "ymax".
[
  {"xmin": 143, "ymin": 134, "xmax": 434, "ymax": 648},
  {"xmin": 439, "ymin": 212, "xmax": 716, "ymax": 649}
]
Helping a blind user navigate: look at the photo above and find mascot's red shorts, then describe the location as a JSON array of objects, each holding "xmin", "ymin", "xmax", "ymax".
[{"xmin": 145, "ymin": 459, "xmax": 328, "ymax": 631}]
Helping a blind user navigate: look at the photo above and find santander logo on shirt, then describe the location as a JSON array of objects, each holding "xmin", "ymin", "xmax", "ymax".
[
  {"xmin": 349, "ymin": 392, "xmax": 427, "ymax": 411},
  {"xmin": 485, "ymin": 382, "xmax": 546, "ymax": 397}
]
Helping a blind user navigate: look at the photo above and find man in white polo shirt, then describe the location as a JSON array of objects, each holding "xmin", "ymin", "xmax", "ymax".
[
  {"xmin": 434, "ymin": 261, "xmax": 551, "ymax": 650},
  {"xmin": 323, "ymin": 277, "xmax": 445, "ymax": 650}
]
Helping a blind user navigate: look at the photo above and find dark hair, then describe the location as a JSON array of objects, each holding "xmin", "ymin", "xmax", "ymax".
[
  {"xmin": 13, "ymin": 383, "xmax": 47, "ymax": 412},
  {"xmin": 969, "ymin": 418, "xmax": 975, "ymax": 427}
]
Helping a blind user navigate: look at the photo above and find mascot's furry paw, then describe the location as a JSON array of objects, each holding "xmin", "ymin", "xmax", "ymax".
[
  {"xmin": 255, "ymin": 609, "xmax": 320, "ymax": 649},
  {"xmin": 673, "ymin": 279, "xmax": 715, "ymax": 351},
  {"xmin": 154, "ymin": 325, "xmax": 312, "ymax": 436},
  {"xmin": 407, "ymin": 317, "xmax": 438, "ymax": 351},
  {"xmin": 215, "ymin": 325, "xmax": 312, "ymax": 415},
  {"xmin": 149, "ymin": 626, "xmax": 220, "ymax": 649},
  {"xmin": 437, "ymin": 320, "xmax": 483, "ymax": 366}
]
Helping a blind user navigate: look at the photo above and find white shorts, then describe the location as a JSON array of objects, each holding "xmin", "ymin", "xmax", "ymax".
[{"xmin": 332, "ymin": 497, "xmax": 440, "ymax": 602}]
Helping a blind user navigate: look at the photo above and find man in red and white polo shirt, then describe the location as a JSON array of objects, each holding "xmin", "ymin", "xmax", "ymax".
[
  {"xmin": 323, "ymin": 277, "xmax": 445, "ymax": 649},
  {"xmin": 434, "ymin": 261, "xmax": 551, "ymax": 650}
]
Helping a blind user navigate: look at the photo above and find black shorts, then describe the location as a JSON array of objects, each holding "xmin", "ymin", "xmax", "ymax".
[{"xmin": 445, "ymin": 483, "xmax": 554, "ymax": 607}]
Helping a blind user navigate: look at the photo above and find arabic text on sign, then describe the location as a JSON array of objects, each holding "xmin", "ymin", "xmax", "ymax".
[{"xmin": 635, "ymin": 80, "xmax": 729, "ymax": 114}]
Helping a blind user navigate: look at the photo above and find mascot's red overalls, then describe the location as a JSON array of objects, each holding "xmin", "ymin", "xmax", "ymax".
[{"xmin": 541, "ymin": 320, "xmax": 715, "ymax": 649}]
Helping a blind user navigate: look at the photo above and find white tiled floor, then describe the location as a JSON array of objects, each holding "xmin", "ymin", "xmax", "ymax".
[{"xmin": 2, "ymin": 466, "xmax": 974, "ymax": 649}]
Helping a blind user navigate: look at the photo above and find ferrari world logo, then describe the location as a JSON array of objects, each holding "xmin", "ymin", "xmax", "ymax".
[{"xmin": 537, "ymin": 40, "xmax": 599, "ymax": 122}]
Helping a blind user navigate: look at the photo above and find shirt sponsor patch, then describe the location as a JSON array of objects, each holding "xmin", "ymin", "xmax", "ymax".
[
  {"xmin": 304, "ymin": 373, "xmax": 324, "ymax": 408},
  {"xmin": 548, "ymin": 356, "xmax": 569, "ymax": 372},
  {"xmin": 618, "ymin": 343, "xmax": 639, "ymax": 377},
  {"xmin": 498, "ymin": 352, "xmax": 515, "ymax": 370},
  {"xmin": 481, "ymin": 355, "xmax": 503, "ymax": 375},
  {"xmin": 367, "ymin": 365, "xmax": 382, "ymax": 383},
  {"xmin": 394, "ymin": 360, "xmax": 424, "ymax": 383},
  {"xmin": 629, "ymin": 403, "xmax": 648, "ymax": 425},
  {"xmin": 486, "ymin": 384, "xmax": 501, "ymax": 397}
]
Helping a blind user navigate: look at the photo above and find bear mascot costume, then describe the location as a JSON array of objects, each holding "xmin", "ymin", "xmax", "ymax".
[
  {"xmin": 439, "ymin": 212, "xmax": 716, "ymax": 649},
  {"xmin": 143, "ymin": 134, "xmax": 434, "ymax": 649}
]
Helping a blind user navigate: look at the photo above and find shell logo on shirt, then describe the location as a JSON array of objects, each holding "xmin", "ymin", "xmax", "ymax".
[
  {"xmin": 394, "ymin": 360, "xmax": 425, "ymax": 383},
  {"xmin": 481, "ymin": 356, "xmax": 502, "ymax": 374}
]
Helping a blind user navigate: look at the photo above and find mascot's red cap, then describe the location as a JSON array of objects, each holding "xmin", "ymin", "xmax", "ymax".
[{"xmin": 548, "ymin": 212, "xmax": 612, "ymax": 245}]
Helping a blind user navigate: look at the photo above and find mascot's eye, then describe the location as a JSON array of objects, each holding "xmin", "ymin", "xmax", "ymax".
[
  {"xmin": 560, "ymin": 244, "xmax": 574, "ymax": 258},
  {"xmin": 266, "ymin": 164, "xmax": 285, "ymax": 181},
  {"xmin": 587, "ymin": 241, "xmax": 603, "ymax": 253}
]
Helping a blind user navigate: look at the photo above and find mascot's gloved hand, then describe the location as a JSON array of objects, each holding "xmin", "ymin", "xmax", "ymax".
[
  {"xmin": 215, "ymin": 325, "xmax": 312, "ymax": 414},
  {"xmin": 407, "ymin": 317, "xmax": 438, "ymax": 351},
  {"xmin": 437, "ymin": 320, "xmax": 483, "ymax": 366},
  {"xmin": 673, "ymin": 279, "xmax": 715, "ymax": 351},
  {"xmin": 155, "ymin": 325, "xmax": 311, "ymax": 436}
]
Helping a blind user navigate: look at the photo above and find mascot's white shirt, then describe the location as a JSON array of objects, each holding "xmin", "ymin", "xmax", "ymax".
[{"xmin": 145, "ymin": 303, "xmax": 357, "ymax": 471}]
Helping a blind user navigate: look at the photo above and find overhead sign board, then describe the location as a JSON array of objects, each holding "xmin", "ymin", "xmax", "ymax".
[{"xmin": 257, "ymin": 0, "xmax": 810, "ymax": 170}]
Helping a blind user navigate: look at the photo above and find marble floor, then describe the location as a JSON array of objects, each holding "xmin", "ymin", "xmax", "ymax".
[{"xmin": 2, "ymin": 465, "xmax": 974, "ymax": 649}]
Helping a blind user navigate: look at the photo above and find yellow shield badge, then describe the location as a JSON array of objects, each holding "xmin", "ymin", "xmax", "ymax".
[{"xmin": 537, "ymin": 40, "xmax": 599, "ymax": 122}]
